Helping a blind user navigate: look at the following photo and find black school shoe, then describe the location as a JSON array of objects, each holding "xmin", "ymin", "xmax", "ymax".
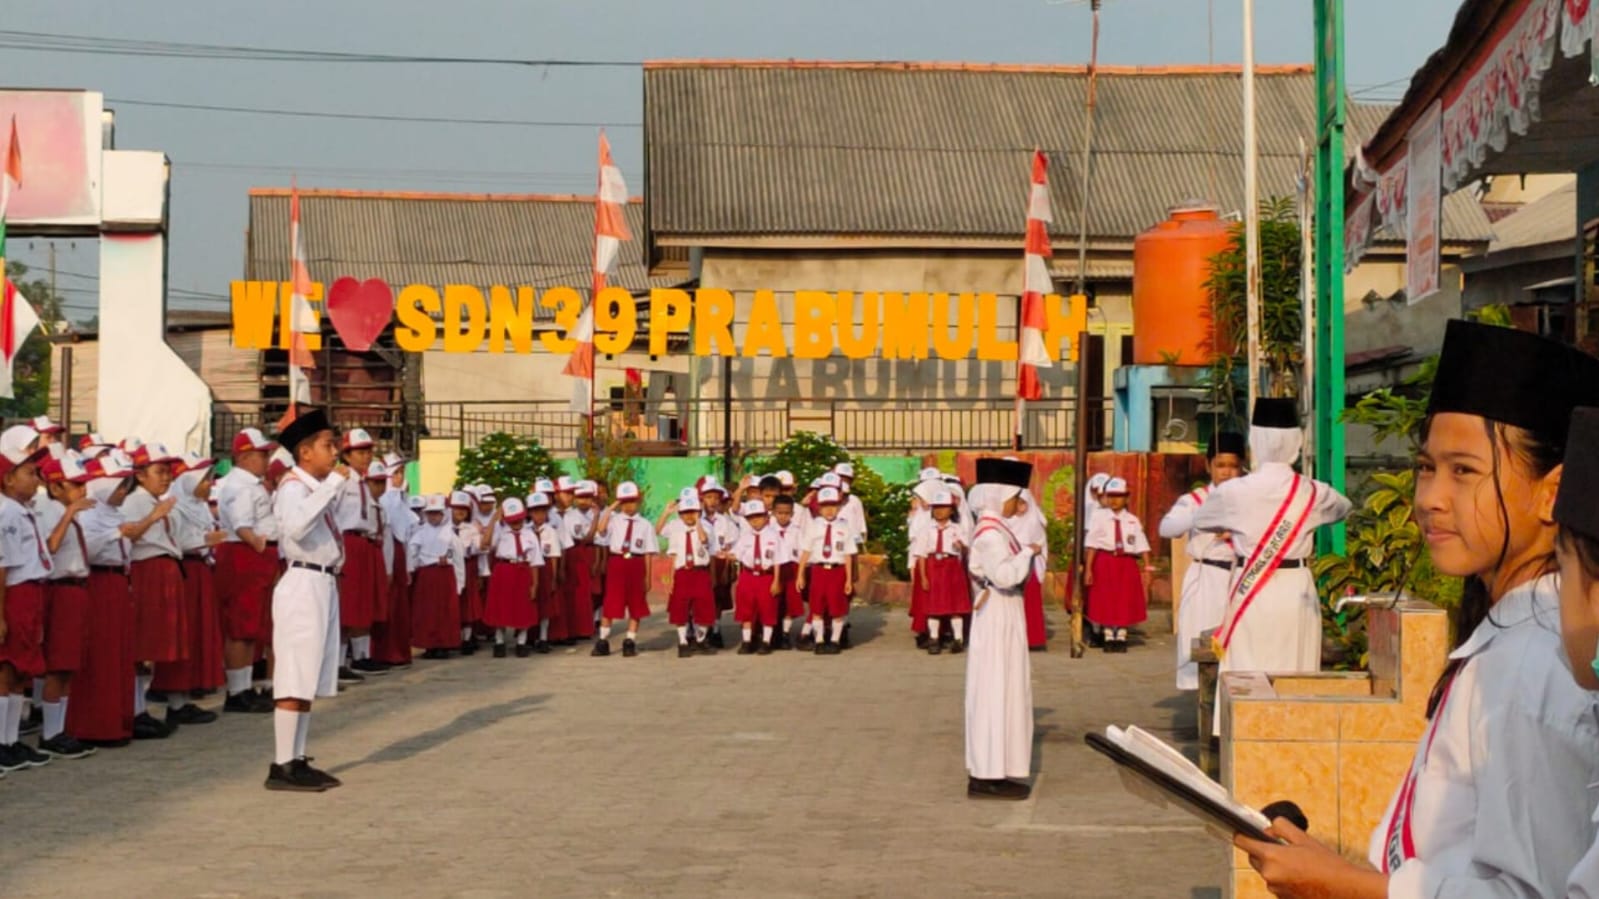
[
  {"xmin": 492, "ymin": 644, "xmax": 507, "ymax": 658},
  {"xmin": 590, "ymin": 638, "xmax": 611, "ymax": 657},
  {"xmin": 351, "ymin": 659, "xmax": 391, "ymax": 675},
  {"xmin": 265, "ymin": 760, "xmax": 328, "ymax": 793},
  {"xmin": 737, "ymin": 641, "xmax": 757, "ymax": 656},
  {"xmin": 756, "ymin": 641, "xmax": 773, "ymax": 656},
  {"xmin": 795, "ymin": 633, "xmax": 816, "ymax": 651},
  {"xmin": 967, "ymin": 777, "xmax": 1031, "ymax": 800},
  {"xmin": 533, "ymin": 640, "xmax": 552, "ymax": 654},
  {"xmin": 915, "ymin": 632, "xmax": 931, "ymax": 650},
  {"xmin": 622, "ymin": 639, "xmax": 638, "ymax": 658},
  {"xmin": 20, "ymin": 706, "xmax": 42, "ymax": 736},
  {"xmin": 13, "ymin": 742, "xmax": 50, "ymax": 768},
  {"xmin": 950, "ymin": 639, "xmax": 966, "ymax": 655},
  {"xmin": 694, "ymin": 640, "xmax": 718, "ymax": 656},
  {"xmin": 224, "ymin": 691, "xmax": 271, "ymax": 714},
  {"xmin": 167, "ymin": 704, "xmax": 219, "ymax": 726},
  {"xmin": 707, "ymin": 629, "xmax": 725, "ymax": 649},
  {"xmin": 840, "ymin": 623, "xmax": 853, "ymax": 649},
  {"xmin": 133, "ymin": 712, "xmax": 175, "ymax": 740},
  {"xmin": 0, "ymin": 744, "xmax": 34, "ymax": 771},
  {"xmin": 300, "ymin": 757, "xmax": 342, "ymax": 789},
  {"xmin": 677, "ymin": 642, "xmax": 694, "ymax": 658},
  {"xmin": 515, "ymin": 644, "xmax": 531, "ymax": 658},
  {"xmin": 337, "ymin": 666, "xmax": 366, "ymax": 685},
  {"xmin": 927, "ymin": 640, "xmax": 943, "ymax": 655},
  {"xmin": 459, "ymin": 640, "xmax": 479, "ymax": 657},
  {"xmin": 39, "ymin": 734, "xmax": 96, "ymax": 760}
]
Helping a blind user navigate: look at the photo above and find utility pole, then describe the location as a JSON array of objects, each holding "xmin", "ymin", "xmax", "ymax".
[{"xmin": 1243, "ymin": 0, "xmax": 1263, "ymax": 415}]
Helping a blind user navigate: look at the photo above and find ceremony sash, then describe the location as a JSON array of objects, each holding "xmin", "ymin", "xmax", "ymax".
[
  {"xmin": 1213, "ymin": 474, "xmax": 1317, "ymax": 655},
  {"xmin": 1380, "ymin": 673, "xmax": 1459, "ymax": 872}
]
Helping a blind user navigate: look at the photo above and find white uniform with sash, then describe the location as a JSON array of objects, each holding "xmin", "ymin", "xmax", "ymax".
[
  {"xmin": 272, "ymin": 467, "xmax": 347, "ymax": 700},
  {"xmin": 963, "ymin": 509, "xmax": 1035, "ymax": 781},
  {"xmin": 1191, "ymin": 461, "xmax": 1350, "ymax": 675},
  {"xmin": 1368, "ymin": 574, "xmax": 1599, "ymax": 897},
  {"xmin": 1160, "ymin": 485, "xmax": 1236, "ymax": 690}
]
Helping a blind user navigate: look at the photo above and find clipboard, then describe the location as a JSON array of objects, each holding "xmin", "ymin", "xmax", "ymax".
[{"xmin": 1085, "ymin": 731, "xmax": 1282, "ymax": 844}]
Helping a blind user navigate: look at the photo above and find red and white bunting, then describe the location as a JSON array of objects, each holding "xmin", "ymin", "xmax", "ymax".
[
  {"xmin": 566, "ymin": 132, "xmax": 631, "ymax": 411},
  {"xmin": 1017, "ymin": 150, "xmax": 1052, "ymax": 402},
  {"xmin": 278, "ymin": 183, "xmax": 317, "ymax": 430}
]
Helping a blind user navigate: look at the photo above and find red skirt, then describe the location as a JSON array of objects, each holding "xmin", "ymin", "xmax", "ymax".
[
  {"xmin": 483, "ymin": 561, "xmax": 536, "ymax": 630},
  {"xmin": 564, "ymin": 545, "xmax": 596, "ymax": 638},
  {"xmin": 131, "ymin": 557, "xmax": 187, "ymax": 663},
  {"xmin": 668, "ymin": 566, "xmax": 713, "ymax": 626},
  {"xmin": 602, "ymin": 554, "xmax": 650, "ymax": 621},
  {"xmin": 542, "ymin": 557, "xmax": 568, "ymax": 640},
  {"xmin": 734, "ymin": 570, "xmax": 779, "ymax": 626},
  {"xmin": 339, "ymin": 534, "xmax": 382, "ymax": 630},
  {"xmin": 1024, "ymin": 571, "xmax": 1047, "ymax": 648},
  {"xmin": 0, "ymin": 580, "xmax": 46, "ymax": 678},
  {"xmin": 153, "ymin": 558, "xmax": 225, "ymax": 692},
  {"xmin": 461, "ymin": 565, "xmax": 485, "ymax": 626},
  {"xmin": 1088, "ymin": 553, "xmax": 1147, "ymax": 628},
  {"xmin": 411, "ymin": 565, "xmax": 461, "ymax": 649},
  {"xmin": 909, "ymin": 566, "xmax": 929, "ymax": 633},
  {"xmin": 924, "ymin": 556, "xmax": 972, "ymax": 616},
  {"xmin": 215, "ymin": 542, "xmax": 277, "ymax": 642},
  {"xmin": 779, "ymin": 562, "xmax": 804, "ymax": 619},
  {"xmin": 67, "ymin": 571, "xmax": 134, "ymax": 741},
  {"xmin": 44, "ymin": 580, "xmax": 89, "ymax": 673},
  {"xmin": 372, "ymin": 538, "xmax": 414, "ymax": 665},
  {"xmin": 808, "ymin": 565, "xmax": 849, "ymax": 619}
]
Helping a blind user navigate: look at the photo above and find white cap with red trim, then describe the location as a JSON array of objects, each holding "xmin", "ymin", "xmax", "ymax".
[
  {"xmin": 555, "ymin": 475, "xmax": 577, "ymax": 493},
  {"xmin": 448, "ymin": 491, "xmax": 474, "ymax": 509},
  {"xmin": 575, "ymin": 480, "xmax": 598, "ymax": 498},
  {"xmin": 232, "ymin": 428, "xmax": 277, "ymax": 454},
  {"xmin": 525, "ymin": 492, "xmax": 551, "ymax": 510},
  {"xmin": 740, "ymin": 499, "xmax": 767, "ymax": 518},
  {"xmin": 365, "ymin": 461, "xmax": 389, "ymax": 481},
  {"xmin": 616, "ymin": 481, "xmax": 641, "ymax": 501},
  {"xmin": 30, "ymin": 416, "xmax": 63, "ymax": 435},
  {"xmin": 424, "ymin": 494, "xmax": 448, "ymax": 513},
  {"xmin": 816, "ymin": 487, "xmax": 842, "ymax": 505},
  {"xmin": 340, "ymin": 428, "xmax": 375, "ymax": 451},
  {"xmin": 503, "ymin": 497, "xmax": 528, "ymax": 521}
]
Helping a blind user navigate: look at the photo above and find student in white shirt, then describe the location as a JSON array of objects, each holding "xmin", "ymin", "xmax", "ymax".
[
  {"xmin": 215, "ymin": 428, "xmax": 281, "ymax": 713},
  {"xmin": 796, "ymin": 487, "xmax": 855, "ymax": 655},
  {"xmin": 528, "ymin": 493, "xmax": 564, "ymax": 653},
  {"xmin": 658, "ymin": 488, "xmax": 716, "ymax": 657},
  {"xmin": 562, "ymin": 481, "xmax": 600, "ymax": 642},
  {"xmin": 452, "ymin": 490, "xmax": 487, "ymax": 655},
  {"xmin": 1236, "ymin": 321, "xmax": 1599, "ymax": 898},
  {"xmin": 910, "ymin": 487, "xmax": 971, "ymax": 654},
  {"xmin": 732, "ymin": 499, "xmax": 789, "ymax": 654},
  {"xmin": 35, "ymin": 450, "xmax": 98, "ymax": 759},
  {"xmin": 593, "ymin": 482, "xmax": 655, "ymax": 657},
  {"xmin": 1160, "ymin": 431, "xmax": 1246, "ymax": 691},
  {"xmin": 771, "ymin": 494, "xmax": 806, "ymax": 649},
  {"xmin": 412, "ymin": 495, "xmax": 464, "ymax": 659},
  {"xmin": 0, "ymin": 426, "xmax": 53, "ymax": 770},
  {"xmin": 481, "ymin": 497, "xmax": 542, "ymax": 659},
  {"xmin": 1083, "ymin": 478, "xmax": 1152, "ymax": 653},
  {"xmin": 122, "ymin": 440, "xmax": 201, "ymax": 730}
]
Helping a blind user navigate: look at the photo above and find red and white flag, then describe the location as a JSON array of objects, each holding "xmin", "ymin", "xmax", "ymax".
[
  {"xmin": 565, "ymin": 132, "xmax": 631, "ymax": 410},
  {"xmin": 278, "ymin": 182, "xmax": 317, "ymax": 429},
  {"xmin": 1017, "ymin": 150, "xmax": 1052, "ymax": 401},
  {"xmin": 0, "ymin": 117, "xmax": 41, "ymax": 400}
]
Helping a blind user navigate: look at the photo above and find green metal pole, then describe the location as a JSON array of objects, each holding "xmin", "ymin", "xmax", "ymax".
[{"xmin": 1314, "ymin": 0, "xmax": 1347, "ymax": 555}]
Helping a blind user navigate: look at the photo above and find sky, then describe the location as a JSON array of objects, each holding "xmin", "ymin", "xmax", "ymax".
[{"xmin": 0, "ymin": 0, "xmax": 1465, "ymax": 322}]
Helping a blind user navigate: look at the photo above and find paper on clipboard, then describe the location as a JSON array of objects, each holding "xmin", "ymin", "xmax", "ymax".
[{"xmin": 1086, "ymin": 725, "xmax": 1279, "ymax": 844}]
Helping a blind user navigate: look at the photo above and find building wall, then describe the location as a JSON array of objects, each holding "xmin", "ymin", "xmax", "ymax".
[
  {"xmin": 1462, "ymin": 255, "xmax": 1576, "ymax": 312},
  {"xmin": 49, "ymin": 328, "xmax": 259, "ymax": 432}
]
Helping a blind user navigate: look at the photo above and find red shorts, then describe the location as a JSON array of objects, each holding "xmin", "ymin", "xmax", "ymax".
[
  {"xmin": 807, "ymin": 565, "xmax": 850, "ymax": 619},
  {"xmin": 779, "ymin": 562, "xmax": 804, "ymax": 618},
  {"xmin": 215, "ymin": 542, "xmax": 278, "ymax": 642},
  {"xmin": 602, "ymin": 554, "xmax": 650, "ymax": 621},
  {"xmin": 44, "ymin": 580, "xmax": 90, "ymax": 673},
  {"xmin": 0, "ymin": 580, "xmax": 46, "ymax": 678},
  {"xmin": 734, "ymin": 570, "xmax": 779, "ymax": 625},
  {"xmin": 667, "ymin": 566, "xmax": 713, "ymax": 626},
  {"xmin": 131, "ymin": 556, "xmax": 187, "ymax": 663}
]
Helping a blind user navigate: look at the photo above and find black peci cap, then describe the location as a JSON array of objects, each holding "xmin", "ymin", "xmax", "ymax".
[
  {"xmin": 1428, "ymin": 320, "xmax": 1599, "ymax": 441},
  {"xmin": 976, "ymin": 457, "xmax": 1033, "ymax": 489},
  {"xmin": 1556, "ymin": 407, "xmax": 1599, "ymax": 541},
  {"xmin": 276, "ymin": 407, "xmax": 334, "ymax": 457},
  {"xmin": 1209, "ymin": 431, "xmax": 1247, "ymax": 459},
  {"xmin": 1252, "ymin": 397, "xmax": 1300, "ymax": 429}
]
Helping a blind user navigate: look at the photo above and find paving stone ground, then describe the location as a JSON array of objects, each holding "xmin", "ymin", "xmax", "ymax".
[{"xmin": 1, "ymin": 605, "xmax": 1228, "ymax": 898}]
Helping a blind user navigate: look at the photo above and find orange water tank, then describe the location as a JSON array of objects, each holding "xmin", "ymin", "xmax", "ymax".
[{"xmin": 1131, "ymin": 205, "xmax": 1234, "ymax": 366}]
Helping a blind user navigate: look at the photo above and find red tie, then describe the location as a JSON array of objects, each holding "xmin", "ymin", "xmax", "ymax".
[
  {"xmin": 823, "ymin": 524, "xmax": 833, "ymax": 559},
  {"xmin": 755, "ymin": 532, "xmax": 762, "ymax": 569},
  {"xmin": 71, "ymin": 520, "xmax": 89, "ymax": 570},
  {"xmin": 1114, "ymin": 518, "xmax": 1124, "ymax": 555},
  {"xmin": 118, "ymin": 535, "xmax": 129, "ymax": 574},
  {"xmin": 935, "ymin": 527, "xmax": 944, "ymax": 556},
  {"xmin": 29, "ymin": 514, "xmax": 52, "ymax": 571},
  {"xmin": 359, "ymin": 479, "xmax": 370, "ymax": 520},
  {"xmin": 622, "ymin": 518, "xmax": 634, "ymax": 553},
  {"xmin": 513, "ymin": 529, "xmax": 523, "ymax": 559},
  {"xmin": 685, "ymin": 528, "xmax": 695, "ymax": 565}
]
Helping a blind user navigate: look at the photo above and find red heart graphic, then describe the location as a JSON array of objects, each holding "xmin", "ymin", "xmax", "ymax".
[{"xmin": 325, "ymin": 277, "xmax": 394, "ymax": 352}]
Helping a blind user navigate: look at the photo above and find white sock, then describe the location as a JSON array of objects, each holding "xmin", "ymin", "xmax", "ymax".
[
  {"xmin": 676, "ymin": 626, "xmax": 689, "ymax": 645},
  {"xmin": 742, "ymin": 626, "xmax": 753, "ymax": 642},
  {"xmin": 801, "ymin": 620, "xmax": 814, "ymax": 636},
  {"xmin": 626, "ymin": 628, "xmax": 638, "ymax": 641},
  {"xmin": 831, "ymin": 619, "xmax": 846, "ymax": 642},
  {"xmin": 515, "ymin": 629, "xmax": 528, "ymax": 646},
  {"xmin": 762, "ymin": 625, "xmax": 774, "ymax": 642},
  {"xmin": 42, "ymin": 700, "xmax": 65, "ymax": 740},
  {"xmin": 32, "ymin": 678, "xmax": 44, "ymax": 709},
  {"xmin": 255, "ymin": 678, "xmax": 273, "ymax": 693},
  {"xmin": 293, "ymin": 710, "xmax": 311, "ymax": 759},
  {"xmin": 461, "ymin": 626, "xmax": 472, "ymax": 642},
  {"xmin": 953, "ymin": 618, "xmax": 965, "ymax": 641},
  {"xmin": 494, "ymin": 629, "xmax": 507, "ymax": 646},
  {"xmin": 273, "ymin": 709, "xmax": 299, "ymax": 765},
  {"xmin": 351, "ymin": 635, "xmax": 371, "ymax": 661},
  {"xmin": 5, "ymin": 694, "xmax": 22, "ymax": 744},
  {"xmin": 694, "ymin": 625, "xmax": 707, "ymax": 640},
  {"xmin": 167, "ymin": 692, "xmax": 188, "ymax": 709},
  {"xmin": 593, "ymin": 608, "xmax": 602, "ymax": 623},
  {"xmin": 929, "ymin": 618, "xmax": 942, "ymax": 640},
  {"xmin": 225, "ymin": 667, "xmax": 252, "ymax": 696},
  {"xmin": 0, "ymin": 695, "xmax": 14, "ymax": 744},
  {"xmin": 135, "ymin": 674, "xmax": 151, "ymax": 716},
  {"xmin": 539, "ymin": 621, "xmax": 549, "ymax": 641},
  {"xmin": 599, "ymin": 625, "xmax": 612, "ymax": 641}
]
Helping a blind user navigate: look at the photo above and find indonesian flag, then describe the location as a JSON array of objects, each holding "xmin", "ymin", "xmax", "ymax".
[
  {"xmin": 1018, "ymin": 150, "xmax": 1052, "ymax": 401},
  {"xmin": 564, "ymin": 131, "xmax": 631, "ymax": 408},
  {"xmin": 277, "ymin": 182, "xmax": 317, "ymax": 429},
  {"xmin": 0, "ymin": 117, "xmax": 41, "ymax": 401}
]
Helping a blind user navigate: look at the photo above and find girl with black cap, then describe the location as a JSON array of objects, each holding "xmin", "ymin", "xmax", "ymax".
[
  {"xmin": 1553, "ymin": 406, "xmax": 1599, "ymax": 897},
  {"xmin": 1236, "ymin": 321, "xmax": 1599, "ymax": 897}
]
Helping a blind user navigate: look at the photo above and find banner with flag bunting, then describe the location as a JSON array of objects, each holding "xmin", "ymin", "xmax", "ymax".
[
  {"xmin": 1017, "ymin": 149, "xmax": 1053, "ymax": 402},
  {"xmin": 277, "ymin": 181, "xmax": 318, "ymax": 430},
  {"xmin": 565, "ymin": 131, "xmax": 632, "ymax": 414},
  {"xmin": 0, "ymin": 116, "xmax": 42, "ymax": 401}
]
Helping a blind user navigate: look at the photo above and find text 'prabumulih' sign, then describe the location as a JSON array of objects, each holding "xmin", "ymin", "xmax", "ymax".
[{"xmin": 230, "ymin": 279, "xmax": 1088, "ymax": 362}]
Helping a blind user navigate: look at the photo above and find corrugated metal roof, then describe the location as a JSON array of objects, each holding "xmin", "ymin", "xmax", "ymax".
[
  {"xmin": 644, "ymin": 62, "xmax": 1492, "ymax": 244},
  {"xmin": 246, "ymin": 192, "xmax": 680, "ymax": 317},
  {"xmin": 1486, "ymin": 181, "xmax": 1576, "ymax": 253}
]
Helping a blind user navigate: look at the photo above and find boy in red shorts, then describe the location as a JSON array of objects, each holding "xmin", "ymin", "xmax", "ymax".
[{"xmin": 592, "ymin": 481, "xmax": 655, "ymax": 658}]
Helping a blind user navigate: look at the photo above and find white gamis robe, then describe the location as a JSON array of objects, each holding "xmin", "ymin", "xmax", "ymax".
[
  {"xmin": 1190, "ymin": 461, "xmax": 1350, "ymax": 675},
  {"xmin": 1159, "ymin": 485, "xmax": 1237, "ymax": 690},
  {"xmin": 1368, "ymin": 574, "xmax": 1599, "ymax": 898},
  {"xmin": 964, "ymin": 513, "xmax": 1035, "ymax": 781}
]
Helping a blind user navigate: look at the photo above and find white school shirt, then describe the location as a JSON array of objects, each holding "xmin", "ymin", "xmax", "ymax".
[
  {"xmin": 489, "ymin": 524, "xmax": 544, "ymax": 566},
  {"xmin": 548, "ymin": 505, "xmax": 575, "ymax": 550},
  {"xmin": 332, "ymin": 471, "xmax": 382, "ymax": 537},
  {"xmin": 0, "ymin": 495, "xmax": 53, "ymax": 585},
  {"xmin": 564, "ymin": 507, "xmax": 596, "ymax": 543},
  {"xmin": 602, "ymin": 513, "xmax": 657, "ymax": 556},
  {"xmin": 217, "ymin": 467, "xmax": 280, "ymax": 543},
  {"xmin": 1571, "ymin": 821, "xmax": 1599, "ymax": 899},
  {"xmin": 732, "ymin": 522, "xmax": 789, "ymax": 572},
  {"xmin": 909, "ymin": 520, "xmax": 966, "ymax": 561},
  {"xmin": 1191, "ymin": 462, "xmax": 1351, "ymax": 562},
  {"xmin": 1368, "ymin": 574, "xmax": 1599, "ymax": 897},
  {"xmin": 452, "ymin": 520, "xmax": 484, "ymax": 572},
  {"xmin": 36, "ymin": 498, "xmax": 89, "ymax": 580},
  {"xmin": 273, "ymin": 468, "xmax": 348, "ymax": 568},
  {"xmin": 1084, "ymin": 508, "xmax": 1151, "ymax": 555},
  {"xmin": 169, "ymin": 497, "xmax": 217, "ymax": 556},
  {"xmin": 801, "ymin": 516, "xmax": 856, "ymax": 563},
  {"xmin": 122, "ymin": 487, "xmax": 181, "ymax": 561},
  {"xmin": 534, "ymin": 521, "xmax": 562, "ymax": 564},
  {"xmin": 378, "ymin": 490, "xmax": 415, "ymax": 576},
  {"xmin": 79, "ymin": 501, "xmax": 130, "ymax": 570},
  {"xmin": 703, "ymin": 512, "xmax": 740, "ymax": 557},
  {"xmin": 1158, "ymin": 485, "xmax": 1234, "ymax": 562},
  {"xmin": 840, "ymin": 493, "xmax": 868, "ymax": 544},
  {"xmin": 774, "ymin": 519, "xmax": 804, "ymax": 565},
  {"xmin": 659, "ymin": 517, "xmax": 713, "ymax": 568}
]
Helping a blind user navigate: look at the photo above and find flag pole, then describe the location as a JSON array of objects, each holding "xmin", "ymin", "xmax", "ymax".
[
  {"xmin": 1243, "ymin": 0, "xmax": 1263, "ymax": 414},
  {"xmin": 586, "ymin": 131, "xmax": 605, "ymax": 447}
]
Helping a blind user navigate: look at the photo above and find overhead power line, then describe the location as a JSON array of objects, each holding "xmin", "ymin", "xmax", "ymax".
[{"xmin": 106, "ymin": 97, "xmax": 641, "ymax": 129}]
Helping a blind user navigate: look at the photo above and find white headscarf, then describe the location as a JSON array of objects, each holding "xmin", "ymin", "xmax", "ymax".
[
  {"xmin": 1249, "ymin": 425, "xmax": 1304, "ymax": 467},
  {"xmin": 967, "ymin": 483, "xmax": 1023, "ymax": 521},
  {"xmin": 171, "ymin": 467, "xmax": 216, "ymax": 544}
]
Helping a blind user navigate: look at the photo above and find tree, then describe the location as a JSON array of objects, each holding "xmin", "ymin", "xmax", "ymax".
[
  {"xmin": 452, "ymin": 433, "xmax": 559, "ymax": 502},
  {"xmin": 1203, "ymin": 197, "xmax": 1305, "ymax": 428},
  {"xmin": 2, "ymin": 261, "xmax": 64, "ymax": 420}
]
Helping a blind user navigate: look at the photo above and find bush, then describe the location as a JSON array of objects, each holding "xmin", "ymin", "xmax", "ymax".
[
  {"xmin": 1045, "ymin": 516, "xmax": 1075, "ymax": 572},
  {"xmin": 744, "ymin": 431, "xmax": 852, "ymax": 491},
  {"xmin": 453, "ymin": 433, "xmax": 559, "ymax": 501},
  {"xmin": 577, "ymin": 433, "xmax": 639, "ymax": 497}
]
